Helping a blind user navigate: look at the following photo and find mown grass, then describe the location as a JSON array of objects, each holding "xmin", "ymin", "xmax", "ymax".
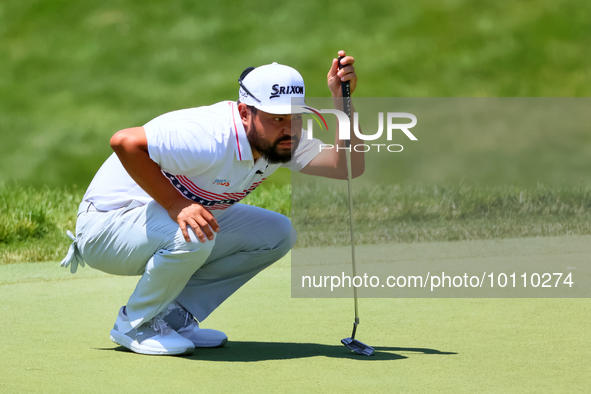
[
  {"xmin": 3, "ymin": 256, "xmax": 589, "ymax": 392},
  {"xmin": 292, "ymin": 183, "xmax": 591, "ymax": 246},
  {"xmin": 0, "ymin": 185, "xmax": 83, "ymax": 263},
  {"xmin": 2, "ymin": 0, "xmax": 591, "ymax": 188},
  {"xmin": 4, "ymin": 182, "xmax": 591, "ymax": 262},
  {"xmin": 0, "ymin": 183, "xmax": 290, "ymax": 264}
]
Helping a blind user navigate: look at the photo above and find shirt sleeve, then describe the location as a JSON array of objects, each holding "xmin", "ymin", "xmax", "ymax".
[
  {"xmin": 281, "ymin": 129, "xmax": 323, "ymax": 172},
  {"xmin": 144, "ymin": 119, "xmax": 218, "ymax": 176}
]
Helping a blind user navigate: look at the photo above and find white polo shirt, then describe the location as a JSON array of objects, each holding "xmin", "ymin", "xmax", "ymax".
[{"xmin": 82, "ymin": 101, "xmax": 322, "ymax": 217}]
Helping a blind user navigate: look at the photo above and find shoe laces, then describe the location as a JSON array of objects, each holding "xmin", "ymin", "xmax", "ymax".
[
  {"xmin": 161, "ymin": 303, "xmax": 199, "ymax": 331},
  {"xmin": 170, "ymin": 302, "xmax": 197, "ymax": 327},
  {"xmin": 151, "ymin": 317, "xmax": 171, "ymax": 335},
  {"xmin": 178, "ymin": 307, "xmax": 198, "ymax": 328}
]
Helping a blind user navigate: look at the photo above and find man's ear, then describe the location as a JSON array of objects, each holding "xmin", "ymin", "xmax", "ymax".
[{"xmin": 238, "ymin": 103, "xmax": 250, "ymax": 127}]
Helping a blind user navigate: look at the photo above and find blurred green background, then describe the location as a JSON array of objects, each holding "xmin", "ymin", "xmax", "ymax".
[
  {"xmin": 1, "ymin": 0, "xmax": 591, "ymax": 189},
  {"xmin": 299, "ymin": 97, "xmax": 591, "ymax": 187}
]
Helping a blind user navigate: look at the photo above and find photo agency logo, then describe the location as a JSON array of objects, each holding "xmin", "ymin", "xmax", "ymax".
[{"xmin": 301, "ymin": 106, "xmax": 418, "ymax": 153}]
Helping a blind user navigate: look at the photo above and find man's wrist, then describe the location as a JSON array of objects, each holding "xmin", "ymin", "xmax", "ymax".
[{"xmin": 162, "ymin": 195, "xmax": 193, "ymax": 213}]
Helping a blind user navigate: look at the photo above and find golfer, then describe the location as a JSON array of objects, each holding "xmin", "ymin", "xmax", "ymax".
[{"xmin": 61, "ymin": 50, "xmax": 363, "ymax": 356}]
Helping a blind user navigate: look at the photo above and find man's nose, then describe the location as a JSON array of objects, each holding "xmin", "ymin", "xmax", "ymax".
[{"xmin": 280, "ymin": 123, "xmax": 294, "ymax": 137}]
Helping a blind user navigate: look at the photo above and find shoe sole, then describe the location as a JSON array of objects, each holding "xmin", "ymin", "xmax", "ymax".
[
  {"xmin": 110, "ymin": 330, "xmax": 194, "ymax": 356},
  {"xmin": 194, "ymin": 337, "xmax": 228, "ymax": 348}
]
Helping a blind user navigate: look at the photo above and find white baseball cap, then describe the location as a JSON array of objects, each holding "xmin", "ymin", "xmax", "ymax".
[{"xmin": 238, "ymin": 62, "xmax": 306, "ymax": 114}]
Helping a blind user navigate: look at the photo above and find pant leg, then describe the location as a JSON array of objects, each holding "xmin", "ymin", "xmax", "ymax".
[
  {"xmin": 76, "ymin": 200, "xmax": 215, "ymax": 328},
  {"xmin": 176, "ymin": 203, "xmax": 296, "ymax": 322}
]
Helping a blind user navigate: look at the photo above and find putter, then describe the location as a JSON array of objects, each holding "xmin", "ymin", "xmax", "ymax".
[{"xmin": 338, "ymin": 56, "xmax": 375, "ymax": 356}]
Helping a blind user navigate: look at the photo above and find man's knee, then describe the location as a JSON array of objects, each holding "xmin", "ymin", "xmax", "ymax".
[
  {"xmin": 290, "ymin": 225, "xmax": 297, "ymax": 248},
  {"xmin": 237, "ymin": 210, "xmax": 295, "ymax": 254},
  {"xmin": 255, "ymin": 216, "xmax": 294, "ymax": 270},
  {"xmin": 279, "ymin": 220, "xmax": 297, "ymax": 251},
  {"xmin": 263, "ymin": 214, "xmax": 296, "ymax": 259},
  {"xmin": 269, "ymin": 224, "xmax": 296, "ymax": 259},
  {"xmin": 263, "ymin": 212, "xmax": 295, "ymax": 249}
]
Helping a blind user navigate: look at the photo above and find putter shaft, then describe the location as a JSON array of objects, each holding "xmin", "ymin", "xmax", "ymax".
[
  {"xmin": 345, "ymin": 146, "xmax": 359, "ymax": 339},
  {"xmin": 338, "ymin": 55, "xmax": 374, "ymax": 356},
  {"xmin": 339, "ymin": 56, "xmax": 360, "ymax": 340}
]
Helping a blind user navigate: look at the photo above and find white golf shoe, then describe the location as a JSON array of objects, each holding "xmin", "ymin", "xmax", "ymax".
[
  {"xmin": 162, "ymin": 302, "xmax": 228, "ymax": 348},
  {"xmin": 110, "ymin": 306, "xmax": 195, "ymax": 356}
]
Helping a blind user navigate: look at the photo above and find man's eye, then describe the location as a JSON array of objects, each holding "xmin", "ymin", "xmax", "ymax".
[{"xmin": 274, "ymin": 117, "xmax": 283, "ymax": 122}]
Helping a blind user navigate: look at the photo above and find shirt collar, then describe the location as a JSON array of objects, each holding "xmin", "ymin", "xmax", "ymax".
[{"xmin": 228, "ymin": 101, "xmax": 253, "ymax": 162}]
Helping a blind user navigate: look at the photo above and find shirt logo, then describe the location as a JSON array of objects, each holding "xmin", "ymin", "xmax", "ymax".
[
  {"xmin": 269, "ymin": 84, "xmax": 304, "ymax": 99},
  {"xmin": 213, "ymin": 179, "xmax": 230, "ymax": 187}
]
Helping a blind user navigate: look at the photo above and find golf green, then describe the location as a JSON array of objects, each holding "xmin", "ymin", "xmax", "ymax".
[{"xmin": 1, "ymin": 237, "xmax": 589, "ymax": 393}]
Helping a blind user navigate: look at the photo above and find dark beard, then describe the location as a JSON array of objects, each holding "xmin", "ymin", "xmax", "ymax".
[{"xmin": 246, "ymin": 119, "xmax": 299, "ymax": 164}]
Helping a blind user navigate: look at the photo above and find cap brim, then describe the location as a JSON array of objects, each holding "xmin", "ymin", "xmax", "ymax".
[
  {"xmin": 253, "ymin": 104, "xmax": 303, "ymax": 115},
  {"xmin": 254, "ymin": 103, "xmax": 321, "ymax": 115}
]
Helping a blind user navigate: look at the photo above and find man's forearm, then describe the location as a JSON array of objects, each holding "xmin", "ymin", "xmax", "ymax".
[
  {"xmin": 110, "ymin": 127, "xmax": 189, "ymax": 212},
  {"xmin": 110, "ymin": 126, "xmax": 219, "ymax": 242}
]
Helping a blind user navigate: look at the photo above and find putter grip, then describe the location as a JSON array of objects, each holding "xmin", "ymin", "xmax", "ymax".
[{"xmin": 338, "ymin": 55, "xmax": 352, "ymax": 147}]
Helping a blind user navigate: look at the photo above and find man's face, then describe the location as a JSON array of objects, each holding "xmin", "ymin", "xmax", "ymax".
[{"xmin": 246, "ymin": 109, "xmax": 302, "ymax": 164}]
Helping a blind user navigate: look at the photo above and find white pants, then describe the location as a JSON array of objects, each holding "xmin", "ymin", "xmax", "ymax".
[{"xmin": 75, "ymin": 201, "xmax": 295, "ymax": 328}]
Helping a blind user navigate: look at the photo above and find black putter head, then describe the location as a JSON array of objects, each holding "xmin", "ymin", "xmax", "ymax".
[{"xmin": 341, "ymin": 337, "xmax": 375, "ymax": 356}]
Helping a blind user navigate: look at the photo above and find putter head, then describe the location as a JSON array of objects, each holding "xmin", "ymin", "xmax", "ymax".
[{"xmin": 341, "ymin": 337, "xmax": 375, "ymax": 356}]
